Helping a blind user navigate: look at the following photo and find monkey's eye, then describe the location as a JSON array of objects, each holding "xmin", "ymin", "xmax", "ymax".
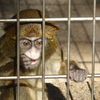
[
  {"xmin": 34, "ymin": 39, "xmax": 42, "ymax": 49},
  {"xmin": 20, "ymin": 39, "xmax": 32, "ymax": 49},
  {"xmin": 23, "ymin": 41, "xmax": 31, "ymax": 46},
  {"xmin": 35, "ymin": 40, "xmax": 42, "ymax": 46}
]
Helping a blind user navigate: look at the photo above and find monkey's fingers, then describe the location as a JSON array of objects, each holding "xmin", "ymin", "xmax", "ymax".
[{"xmin": 69, "ymin": 69, "xmax": 87, "ymax": 82}]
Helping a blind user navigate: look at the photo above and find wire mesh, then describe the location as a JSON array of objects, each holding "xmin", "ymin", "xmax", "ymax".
[{"xmin": 0, "ymin": 0, "xmax": 100, "ymax": 100}]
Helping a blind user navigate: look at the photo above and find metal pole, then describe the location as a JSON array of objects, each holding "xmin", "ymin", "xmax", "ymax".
[
  {"xmin": 42, "ymin": 0, "xmax": 46, "ymax": 100},
  {"xmin": 91, "ymin": 0, "xmax": 96, "ymax": 100},
  {"xmin": 17, "ymin": 0, "xmax": 20, "ymax": 100},
  {"xmin": 67, "ymin": 0, "xmax": 71, "ymax": 100},
  {"xmin": 1, "ymin": 17, "xmax": 100, "ymax": 22},
  {"xmin": 0, "ymin": 74, "xmax": 99, "ymax": 80}
]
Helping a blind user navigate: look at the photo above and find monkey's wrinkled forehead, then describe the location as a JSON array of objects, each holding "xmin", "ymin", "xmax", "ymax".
[
  {"xmin": 21, "ymin": 23, "xmax": 59, "ymax": 39},
  {"xmin": 4, "ymin": 9, "xmax": 59, "ymax": 39},
  {"xmin": 5, "ymin": 23, "xmax": 58, "ymax": 39}
]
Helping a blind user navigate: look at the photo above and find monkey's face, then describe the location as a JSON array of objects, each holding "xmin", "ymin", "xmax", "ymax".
[{"xmin": 20, "ymin": 37, "xmax": 43, "ymax": 69}]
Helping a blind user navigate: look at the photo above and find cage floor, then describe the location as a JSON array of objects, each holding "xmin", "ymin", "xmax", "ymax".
[
  {"xmin": 47, "ymin": 79, "xmax": 100, "ymax": 100},
  {"xmin": 0, "ymin": 0, "xmax": 100, "ymax": 100}
]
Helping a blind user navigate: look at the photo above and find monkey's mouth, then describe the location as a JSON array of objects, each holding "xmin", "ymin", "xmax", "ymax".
[{"xmin": 31, "ymin": 59, "xmax": 38, "ymax": 65}]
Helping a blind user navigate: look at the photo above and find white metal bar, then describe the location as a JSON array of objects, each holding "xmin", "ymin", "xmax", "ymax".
[
  {"xmin": 67, "ymin": 0, "xmax": 71, "ymax": 100},
  {"xmin": 17, "ymin": 0, "xmax": 20, "ymax": 100},
  {"xmin": 91, "ymin": 0, "xmax": 96, "ymax": 100},
  {"xmin": 0, "ymin": 74, "xmax": 99, "ymax": 80},
  {"xmin": 1, "ymin": 17, "xmax": 100, "ymax": 22},
  {"xmin": 42, "ymin": 0, "xmax": 45, "ymax": 100}
]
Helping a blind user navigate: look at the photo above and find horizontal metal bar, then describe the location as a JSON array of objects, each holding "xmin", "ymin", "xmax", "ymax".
[
  {"xmin": 78, "ymin": 61, "xmax": 100, "ymax": 63},
  {"xmin": 0, "ymin": 74, "xmax": 100, "ymax": 80},
  {"xmin": 0, "ymin": 17, "xmax": 100, "ymax": 22}
]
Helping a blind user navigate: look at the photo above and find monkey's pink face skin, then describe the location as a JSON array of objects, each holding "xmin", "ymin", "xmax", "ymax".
[
  {"xmin": 20, "ymin": 37, "xmax": 42, "ymax": 69},
  {"xmin": 20, "ymin": 54, "xmax": 40, "ymax": 69}
]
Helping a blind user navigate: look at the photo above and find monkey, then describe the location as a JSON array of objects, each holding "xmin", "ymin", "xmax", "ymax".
[{"xmin": 0, "ymin": 9, "xmax": 87, "ymax": 100}]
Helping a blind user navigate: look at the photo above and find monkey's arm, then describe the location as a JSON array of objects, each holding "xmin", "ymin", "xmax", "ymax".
[
  {"xmin": 0, "ymin": 62, "xmax": 14, "ymax": 76},
  {"xmin": 60, "ymin": 60, "xmax": 87, "ymax": 82},
  {"xmin": 0, "ymin": 84, "xmax": 34, "ymax": 100}
]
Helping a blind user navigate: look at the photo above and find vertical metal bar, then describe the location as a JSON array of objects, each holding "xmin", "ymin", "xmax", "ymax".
[
  {"xmin": 17, "ymin": 0, "xmax": 20, "ymax": 100},
  {"xmin": 67, "ymin": 0, "xmax": 71, "ymax": 100},
  {"xmin": 91, "ymin": 0, "xmax": 96, "ymax": 100},
  {"xmin": 42, "ymin": 0, "xmax": 45, "ymax": 100},
  {"xmin": 65, "ymin": 83, "xmax": 74, "ymax": 100},
  {"xmin": 87, "ymin": 82, "xmax": 96, "ymax": 100}
]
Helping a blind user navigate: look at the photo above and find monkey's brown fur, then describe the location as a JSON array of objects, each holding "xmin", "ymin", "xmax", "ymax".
[
  {"xmin": 0, "ymin": 9, "xmax": 59, "ymax": 67},
  {"xmin": 0, "ymin": 9, "xmax": 87, "ymax": 100},
  {"xmin": 4, "ymin": 9, "xmax": 58, "ymax": 39},
  {"xmin": 0, "ymin": 9, "xmax": 63, "ymax": 100}
]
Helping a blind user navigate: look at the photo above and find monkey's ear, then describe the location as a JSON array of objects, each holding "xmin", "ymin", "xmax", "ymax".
[
  {"xmin": 45, "ymin": 24, "xmax": 59, "ymax": 39},
  {"xmin": 4, "ymin": 23, "xmax": 17, "ymax": 39}
]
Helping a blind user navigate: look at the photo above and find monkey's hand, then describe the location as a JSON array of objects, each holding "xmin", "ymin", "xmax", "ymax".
[
  {"xmin": 20, "ymin": 54, "xmax": 32, "ymax": 69},
  {"xmin": 69, "ymin": 65, "xmax": 87, "ymax": 82}
]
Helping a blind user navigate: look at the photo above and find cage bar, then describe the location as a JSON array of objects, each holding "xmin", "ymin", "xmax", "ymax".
[
  {"xmin": 0, "ymin": 0, "xmax": 100, "ymax": 100},
  {"xmin": 16, "ymin": 0, "xmax": 20, "ymax": 100},
  {"xmin": 1, "ymin": 17, "xmax": 100, "ymax": 22},
  {"xmin": 67, "ymin": 0, "xmax": 71, "ymax": 99},
  {"xmin": 0, "ymin": 74, "xmax": 99, "ymax": 80},
  {"xmin": 91, "ymin": 0, "xmax": 96, "ymax": 100},
  {"xmin": 87, "ymin": 82, "xmax": 96, "ymax": 100},
  {"xmin": 42, "ymin": 0, "xmax": 46, "ymax": 100}
]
